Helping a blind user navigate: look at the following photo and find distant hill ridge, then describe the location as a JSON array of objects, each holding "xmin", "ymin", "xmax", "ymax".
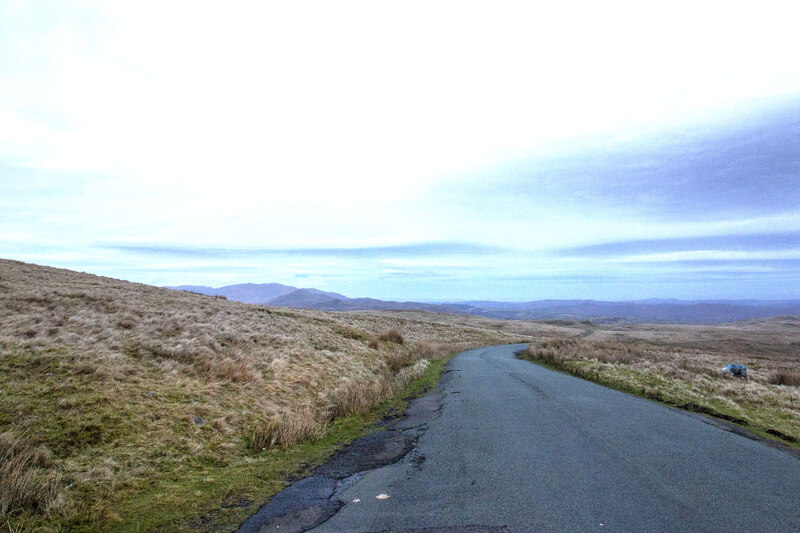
[
  {"xmin": 165, "ymin": 283, "xmax": 347, "ymax": 305},
  {"xmin": 167, "ymin": 283, "xmax": 800, "ymax": 325}
]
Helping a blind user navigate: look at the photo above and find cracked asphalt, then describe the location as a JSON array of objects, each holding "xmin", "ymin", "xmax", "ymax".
[{"xmin": 246, "ymin": 344, "xmax": 800, "ymax": 532}]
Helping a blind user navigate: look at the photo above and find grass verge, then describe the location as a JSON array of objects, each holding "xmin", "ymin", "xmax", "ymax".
[
  {"xmin": 5, "ymin": 348, "xmax": 457, "ymax": 533},
  {"xmin": 139, "ymin": 351, "xmax": 456, "ymax": 532},
  {"xmin": 518, "ymin": 339, "xmax": 800, "ymax": 450}
]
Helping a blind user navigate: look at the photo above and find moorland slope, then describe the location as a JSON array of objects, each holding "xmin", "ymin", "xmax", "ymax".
[{"xmin": 0, "ymin": 259, "xmax": 526, "ymax": 531}]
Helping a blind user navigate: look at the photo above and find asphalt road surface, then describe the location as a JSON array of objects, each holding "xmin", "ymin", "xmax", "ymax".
[{"xmin": 309, "ymin": 344, "xmax": 800, "ymax": 532}]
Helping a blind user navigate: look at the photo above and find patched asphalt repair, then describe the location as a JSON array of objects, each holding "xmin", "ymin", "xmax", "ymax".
[{"xmin": 236, "ymin": 392, "xmax": 445, "ymax": 533}]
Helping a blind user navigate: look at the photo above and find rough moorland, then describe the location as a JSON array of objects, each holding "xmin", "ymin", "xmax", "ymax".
[{"xmin": 0, "ymin": 259, "xmax": 526, "ymax": 531}]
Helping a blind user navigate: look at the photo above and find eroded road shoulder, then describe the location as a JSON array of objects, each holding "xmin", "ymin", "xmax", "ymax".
[{"xmin": 236, "ymin": 393, "xmax": 444, "ymax": 533}]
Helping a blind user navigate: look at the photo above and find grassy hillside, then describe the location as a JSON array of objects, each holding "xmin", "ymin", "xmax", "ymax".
[{"xmin": 0, "ymin": 260, "xmax": 526, "ymax": 531}]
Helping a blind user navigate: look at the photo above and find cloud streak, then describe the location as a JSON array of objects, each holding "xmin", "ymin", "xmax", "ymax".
[
  {"xmin": 463, "ymin": 95, "xmax": 800, "ymax": 223},
  {"xmin": 552, "ymin": 231, "xmax": 800, "ymax": 258},
  {"xmin": 100, "ymin": 242, "xmax": 504, "ymax": 259}
]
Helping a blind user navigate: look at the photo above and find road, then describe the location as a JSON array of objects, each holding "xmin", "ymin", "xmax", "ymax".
[{"xmin": 309, "ymin": 344, "xmax": 800, "ymax": 532}]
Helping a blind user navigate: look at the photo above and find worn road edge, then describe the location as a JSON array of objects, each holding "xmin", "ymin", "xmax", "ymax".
[
  {"xmin": 236, "ymin": 391, "xmax": 446, "ymax": 533},
  {"xmin": 515, "ymin": 349, "xmax": 800, "ymax": 460}
]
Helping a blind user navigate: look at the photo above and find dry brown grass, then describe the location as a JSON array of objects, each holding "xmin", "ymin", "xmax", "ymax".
[
  {"xmin": 378, "ymin": 328, "xmax": 405, "ymax": 344},
  {"xmin": 0, "ymin": 259, "xmax": 527, "ymax": 528},
  {"xmin": 360, "ymin": 311, "xmax": 800, "ymax": 360},
  {"xmin": 0, "ymin": 432, "xmax": 67, "ymax": 518},
  {"xmin": 769, "ymin": 368, "xmax": 800, "ymax": 387},
  {"xmin": 525, "ymin": 339, "xmax": 654, "ymax": 366},
  {"xmin": 349, "ymin": 309, "xmax": 589, "ymax": 338},
  {"xmin": 247, "ymin": 408, "xmax": 326, "ymax": 451}
]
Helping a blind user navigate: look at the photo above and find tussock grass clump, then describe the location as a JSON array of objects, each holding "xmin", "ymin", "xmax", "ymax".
[
  {"xmin": 525, "ymin": 339, "xmax": 571, "ymax": 366},
  {"xmin": 385, "ymin": 349, "xmax": 421, "ymax": 373},
  {"xmin": 769, "ymin": 368, "xmax": 800, "ymax": 387},
  {"xmin": 414, "ymin": 341, "xmax": 466, "ymax": 360},
  {"xmin": 248, "ymin": 408, "xmax": 326, "ymax": 451},
  {"xmin": 324, "ymin": 359, "xmax": 434, "ymax": 419},
  {"xmin": 397, "ymin": 359, "xmax": 431, "ymax": 385},
  {"xmin": 0, "ymin": 432, "xmax": 67, "ymax": 519},
  {"xmin": 324, "ymin": 342, "xmax": 444, "ymax": 418},
  {"xmin": 326, "ymin": 377, "xmax": 396, "ymax": 417},
  {"xmin": 526, "ymin": 339, "xmax": 642, "ymax": 366},
  {"xmin": 379, "ymin": 328, "xmax": 404, "ymax": 344}
]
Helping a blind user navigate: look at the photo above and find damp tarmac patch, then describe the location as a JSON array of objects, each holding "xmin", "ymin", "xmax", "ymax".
[
  {"xmin": 385, "ymin": 393, "xmax": 443, "ymax": 431},
  {"xmin": 371, "ymin": 527, "xmax": 509, "ymax": 533},
  {"xmin": 313, "ymin": 430, "xmax": 418, "ymax": 478},
  {"xmin": 236, "ymin": 475, "xmax": 339, "ymax": 533},
  {"xmin": 236, "ymin": 391, "xmax": 445, "ymax": 533}
]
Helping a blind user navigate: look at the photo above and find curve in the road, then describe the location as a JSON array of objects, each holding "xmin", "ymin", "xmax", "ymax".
[{"xmin": 248, "ymin": 344, "xmax": 800, "ymax": 532}]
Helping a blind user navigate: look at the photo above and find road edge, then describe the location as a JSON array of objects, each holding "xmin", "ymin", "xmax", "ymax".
[
  {"xmin": 515, "ymin": 348, "xmax": 800, "ymax": 460},
  {"xmin": 236, "ymin": 351, "xmax": 462, "ymax": 532}
]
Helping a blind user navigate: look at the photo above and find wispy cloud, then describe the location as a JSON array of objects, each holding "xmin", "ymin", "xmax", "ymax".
[
  {"xmin": 614, "ymin": 251, "xmax": 800, "ymax": 263},
  {"xmin": 461, "ymin": 96, "xmax": 800, "ymax": 223},
  {"xmin": 99, "ymin": 241, "xmax": 504, "ymax": 259},
  {"xmin": 552, "ymin": 231, "xmax": 800, "ymax": 258}
]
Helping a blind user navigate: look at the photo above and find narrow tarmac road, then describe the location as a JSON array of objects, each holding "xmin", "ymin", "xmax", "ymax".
[{"xmin": 310, "ymin": 344, "xmax": 800, "ymax": 532}]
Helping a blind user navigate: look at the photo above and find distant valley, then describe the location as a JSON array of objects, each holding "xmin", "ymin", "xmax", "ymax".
[{"xmin": 167, "ymin": 283, "xmax": 800, "ymax": 325}]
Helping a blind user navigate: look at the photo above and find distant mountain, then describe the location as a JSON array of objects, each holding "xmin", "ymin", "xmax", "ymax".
[
  {"xmin": 167, "ymin": 283, "xmax": 472, "ymax": 314},
  {"xmin": 167, "ymin": 284, "xmax": 218, "ymax": 296},
  {"xmin": 167, "ymin": 284, "xmax": 800, "ymax": 324},
  {"xmin": 268, "ymin": 288, "xmax": 349, "ymax": 308},
  {"xmin": 167, "ymin": 282, "xmax": 297, "ymax": 304},
  {"xmin": 463, "ymin": 300, "xmax": 800, "ymax": 324},
  {"xmin": 213, "ymin": 283, "xmax": 298, "ymax": 304},
  {"xmin": 282, "ymin": 295, "xmax": 475, "ymax": 314}
]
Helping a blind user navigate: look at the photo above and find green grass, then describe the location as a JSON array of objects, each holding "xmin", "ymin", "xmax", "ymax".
[
  {"xmin": 0, "ymin": 345, "xmax": 455, "ymax": 532},
  {"xmin": 96, "ymin": 353, "xmax": 455, "ymax": 532},
  {"xmin": 1, "ymin": 336, "xmax": 494, "ymax": 532}
]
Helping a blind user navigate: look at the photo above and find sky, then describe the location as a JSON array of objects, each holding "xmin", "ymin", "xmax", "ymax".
[{"xmin": 1, "ymin": 1, "xmax": 800, "ymax": 301}]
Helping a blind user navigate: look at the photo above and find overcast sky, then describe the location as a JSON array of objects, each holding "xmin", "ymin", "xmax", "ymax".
[{"xmin": 2, "ymin": 1, "xmax": 800, "ymax": 300}]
